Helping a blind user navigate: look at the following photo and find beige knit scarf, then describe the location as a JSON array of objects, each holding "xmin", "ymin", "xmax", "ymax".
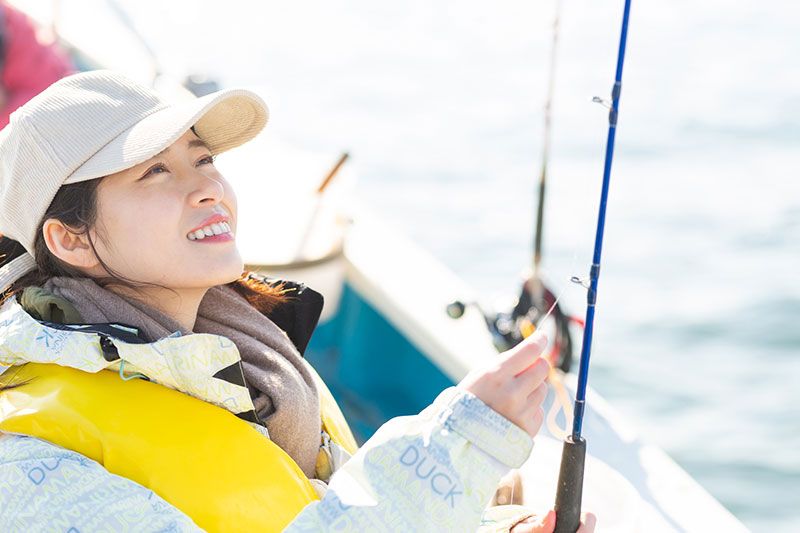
[{"xmin": 43, "ymin": 276, "xmax": 321, "ymax": 478}]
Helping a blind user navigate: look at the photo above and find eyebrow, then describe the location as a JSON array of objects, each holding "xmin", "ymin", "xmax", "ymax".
[
  {"xmin": 188, "ymin": 139, "xmax": 210, "ymax": 150},
  {"xmin": 154, "ymin": 138, "xmax": 211, "ymax": 158}
]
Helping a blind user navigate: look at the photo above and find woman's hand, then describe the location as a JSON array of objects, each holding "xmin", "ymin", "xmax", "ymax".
[
  {"xmin": 459, "ymin": 333, "xmax": 550, "ymax": 437},
  {"xmin": 510, "ymin": 510, "xmax": 597, "ymax": 533}
]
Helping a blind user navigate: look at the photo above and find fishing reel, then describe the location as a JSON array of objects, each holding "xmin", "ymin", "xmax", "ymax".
[
  {"xmin": 446, "ymin": 278, "xmax": 578, "ymax": 373},
  {"xmin": 492, "ymin": 279, "xmax": 576, "ymax": 373}
]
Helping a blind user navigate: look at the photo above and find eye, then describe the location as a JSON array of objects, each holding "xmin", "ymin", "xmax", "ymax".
[
  {"xmin": 139, "ymin": 163, "xmax": 168, "ymax": 180},
  {"xmin": 197, "ymin": 154, "xmax": 216, "ymax": 166}
]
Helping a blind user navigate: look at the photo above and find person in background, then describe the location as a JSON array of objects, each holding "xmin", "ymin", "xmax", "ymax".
[{"xmin": 0, "ymin": 0, "xmax": 74, "ymax": 128}]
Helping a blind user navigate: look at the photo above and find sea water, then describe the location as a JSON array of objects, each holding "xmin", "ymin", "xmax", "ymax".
[{"xmin": 121, "ymin": 0, "xmax": 799, "ymax": 530}]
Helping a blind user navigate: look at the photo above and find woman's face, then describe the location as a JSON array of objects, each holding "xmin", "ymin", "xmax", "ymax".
[{"xmin": 89, "ymin": 129, "xmax": 243, "ymax": 290}]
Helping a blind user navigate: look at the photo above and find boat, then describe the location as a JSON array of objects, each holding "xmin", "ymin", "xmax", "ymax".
[{"xmin": 7, "ymin": 2, "xmax": 751, "ymax": 531}]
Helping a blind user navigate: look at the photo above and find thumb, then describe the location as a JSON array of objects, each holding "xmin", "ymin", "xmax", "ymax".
[
  {"xmin": 512, "ymin": 510, "xmax": 556, "ymax": 533},
  {"xmin": 536, "ymin": 510, "xmax": 557, "ymax": 533}
]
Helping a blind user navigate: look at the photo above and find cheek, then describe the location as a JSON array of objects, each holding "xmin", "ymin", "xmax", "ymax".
[
  {"xmin": 92, "ymin": 178, "xmax": 242, "ymax": 285},
  {"xmin": 223, "ymin": 182, "xmax": 238, "ymax": 217},
  {"xmin": 95, "ymin": 191, "xmax": 180, "ymax": 259}
]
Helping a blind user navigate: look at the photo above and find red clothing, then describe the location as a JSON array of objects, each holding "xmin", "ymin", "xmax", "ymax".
[{"xmin": 1, "ymin": 3, "xmax": 74, "ymax": 128}]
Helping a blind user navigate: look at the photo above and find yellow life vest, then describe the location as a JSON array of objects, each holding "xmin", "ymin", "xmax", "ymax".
[{"xmin": 0, "ymin": 362, "xmax": 357, "ymax": 532}]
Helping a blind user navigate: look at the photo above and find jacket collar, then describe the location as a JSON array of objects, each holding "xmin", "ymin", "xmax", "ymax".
[{"xmin": 241, "ymin": 273, "xmax": 324, "ymax": 357}]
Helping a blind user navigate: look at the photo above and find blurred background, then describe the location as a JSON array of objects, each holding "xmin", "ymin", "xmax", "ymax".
[{"xmin": 6, "ymin": 0, "xmax": 799, "ymax": 530}]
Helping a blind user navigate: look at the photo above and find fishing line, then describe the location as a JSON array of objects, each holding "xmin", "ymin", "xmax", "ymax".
[
  {"xmin": 522, "ymin": 167, "xmax": 607, "ymax": 439},
  {"xmin": 524, "ymin": 170, "xmax": 604, "ymax": 442}
]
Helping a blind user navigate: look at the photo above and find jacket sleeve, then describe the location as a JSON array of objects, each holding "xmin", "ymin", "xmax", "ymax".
[
  {"xmin": 285, "ymin": 386, "xmax": 534, "ymax": 532},
  {"xmin": 0, "ymin": 434, "xmax": 202, "ymax": 532}
]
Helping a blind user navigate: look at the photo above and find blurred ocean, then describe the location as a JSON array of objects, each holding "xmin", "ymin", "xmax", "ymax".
[{"xmin": 116, "ymin": 0, "xmax": 798, "ymax": 530}]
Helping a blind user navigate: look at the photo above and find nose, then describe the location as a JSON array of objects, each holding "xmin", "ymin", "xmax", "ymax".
[{"xmin": 187, "ymin": 170, "xmax": 225, "ymax": 207}]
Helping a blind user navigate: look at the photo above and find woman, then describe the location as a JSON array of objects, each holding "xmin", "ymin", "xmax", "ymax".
[{"xmin": 0, "ymin": 70, "xmax": 595, "ymax": 532}]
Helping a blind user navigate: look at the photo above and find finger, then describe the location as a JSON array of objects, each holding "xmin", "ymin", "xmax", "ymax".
[
  {"xmin": 577, "ymin": 512, "xmax": 597, "ymax": 533},
  {"xmin": 525, "ymin": 382, "xmax": 549, "ymax": 408},
  {"xmin": 510, "ymin": 510, "xmax": 555, "ymax": 533},
  {"xmin": 501, "ymin": 333, "xmax": 549, "ymax": 375},
  {"xmin": 540, "ymin": 510, "xmax": 556, "ymax": 533},
  {"xmin": 521, "ymin": 405, "xmax": 545, "ymax": 437},
  {"xmin": 515, "ymin": 360, "xmax": 551, "ymax": 394}
]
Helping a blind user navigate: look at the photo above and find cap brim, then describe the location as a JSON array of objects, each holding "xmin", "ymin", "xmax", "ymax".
[{"xmin": 64, "ymin": 88, "xmax": 268, "ymax": 184}]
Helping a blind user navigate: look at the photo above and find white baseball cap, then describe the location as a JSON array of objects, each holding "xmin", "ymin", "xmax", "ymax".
[{"xmin": 0, "ymin": 69, "xmax": 268, "ymax": 261}]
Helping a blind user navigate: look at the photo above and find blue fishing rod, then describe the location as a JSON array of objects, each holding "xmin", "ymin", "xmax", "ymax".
[{"xmin": 553, "ymin": 0, "xmax": 633, "ymax": 531}]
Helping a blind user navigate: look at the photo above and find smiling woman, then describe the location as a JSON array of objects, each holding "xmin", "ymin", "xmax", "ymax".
[{"xmin": 0, "ymin": 71, "xmax": 592, "ymax": 532}]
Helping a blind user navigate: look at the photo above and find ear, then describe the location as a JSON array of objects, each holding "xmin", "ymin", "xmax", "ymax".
[{"xmin": 41, "ymin": 218, "xmax": 100, "ymax": 270}]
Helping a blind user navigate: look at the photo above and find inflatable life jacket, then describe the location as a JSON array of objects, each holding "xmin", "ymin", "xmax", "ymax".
[{"xmin": 0, "ymin": 361, "xmax": 357, "ymax": 532}]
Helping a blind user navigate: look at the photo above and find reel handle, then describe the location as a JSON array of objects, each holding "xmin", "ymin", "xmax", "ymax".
[{"xmin": 554, "ymin": 435, "xmax": 586, "ymax": 533}]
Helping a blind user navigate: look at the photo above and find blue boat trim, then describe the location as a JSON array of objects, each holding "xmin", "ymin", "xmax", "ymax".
[{"xmin": 306, "ymin": 282, "xmax": 454, "ymax": 443}]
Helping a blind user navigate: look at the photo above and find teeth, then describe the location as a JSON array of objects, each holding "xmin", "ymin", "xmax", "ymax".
[{"xmin": 187, "ymin": 221, "xmax": 233, "ymax": 240}]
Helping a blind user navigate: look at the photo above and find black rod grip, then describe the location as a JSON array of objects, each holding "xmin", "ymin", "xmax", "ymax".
[{"xmin": 554, "ymin": 435, "xmax": 587, "ymax": 533}]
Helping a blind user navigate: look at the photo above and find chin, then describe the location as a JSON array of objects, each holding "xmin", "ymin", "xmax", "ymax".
[
  {"xmin": 170, "ymin": 251, "xmax": 243, "ymax": 289},
  {"xmin": 215, "ymin": 258, "xmax": 246, "ymax": 285}
]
